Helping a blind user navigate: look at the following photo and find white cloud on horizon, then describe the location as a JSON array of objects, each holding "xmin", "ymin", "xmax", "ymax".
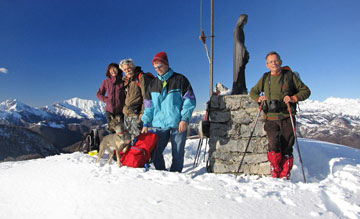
[{"xmin": 0, "ymin": 68, "xmax": 8, "ymax": 74}]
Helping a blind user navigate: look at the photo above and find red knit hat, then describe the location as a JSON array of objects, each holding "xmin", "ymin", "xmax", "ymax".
[{"xmin": 152, "ymin": 51, "xmax": 169, "ymax": 66}]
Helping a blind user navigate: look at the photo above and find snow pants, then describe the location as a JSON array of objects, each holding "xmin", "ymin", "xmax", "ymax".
[
  {"xmin": 264, "ymin": 117, "xmax": 295, "ymax": 156},
  {"xmin": 151, "ymin": 127, "xmax": 187, "ymax": 172}
]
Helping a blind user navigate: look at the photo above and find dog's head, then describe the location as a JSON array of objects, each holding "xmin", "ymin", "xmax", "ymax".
[{"xmin": 108, "ymin": 115, "xmax": 122, "ymax": 132}]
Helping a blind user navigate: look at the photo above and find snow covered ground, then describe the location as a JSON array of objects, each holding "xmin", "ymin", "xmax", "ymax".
[{"xmin": 0, "ymin": 138, "xmax": 359, "ymax": 219}]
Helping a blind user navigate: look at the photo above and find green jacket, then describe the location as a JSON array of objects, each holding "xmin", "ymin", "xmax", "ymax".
[{"xmin": 250, "ymin": 69, "xmax": 311, "ymax": 120}]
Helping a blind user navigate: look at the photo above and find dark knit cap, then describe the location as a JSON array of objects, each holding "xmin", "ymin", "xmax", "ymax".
[{"xmin": 152, "ymin": 51, "xmax": 169, "ymax": 66}]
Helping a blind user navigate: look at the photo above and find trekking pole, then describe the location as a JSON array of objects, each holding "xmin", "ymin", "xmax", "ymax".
[
  {"xmin": 203, "ymin": 138, "xmax": 208, "ymax": 162},
  {"xmin": 235, "ymin": 101, "xmax": 264, "ymax": 179},
  {"xmin": 193, "ymin": 138, "xmax": 203, "ymax": 167},
  {"xmin": 286, "ymin": 103, "xmax": 307, "ymax": 183}
]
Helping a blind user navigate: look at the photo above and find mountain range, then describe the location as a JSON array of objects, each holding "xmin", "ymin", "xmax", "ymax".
[{"xmin": 0, "ymin": 96, "xmax": 359, "ymax": 161}]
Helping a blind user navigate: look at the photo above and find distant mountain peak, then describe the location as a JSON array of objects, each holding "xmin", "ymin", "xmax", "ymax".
[
  {"xmin": 0, "ymin": 97, "xmax": 105, "ymax": 124},
  {"xmin": 215, "ymin": 83, "xmax": 231, "ymax": 95},
  {"xmin": 1, "ymin": 98, "xmax": 21, "ymax": 110},
  {"xmin": 40, "ymin": 97, "xmax": 105, "ymax": 120}
]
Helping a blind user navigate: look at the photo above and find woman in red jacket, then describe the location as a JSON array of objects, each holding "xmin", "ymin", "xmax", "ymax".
[{"xmin": 96, "ymin": 63, "xmax": 125, "ymax": 130}]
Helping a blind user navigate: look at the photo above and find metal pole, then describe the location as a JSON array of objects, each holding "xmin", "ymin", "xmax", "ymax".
[
  {"xmin": 209, "ymin": 0, "xmax": 214, "ymax": 98},
  {"xmin": 287, "ymin": 103, "xmax": 307, "ymax": 183},
  {"xmin": 235, "ymin": 102, "xmax": 263, "ymax": 178}
]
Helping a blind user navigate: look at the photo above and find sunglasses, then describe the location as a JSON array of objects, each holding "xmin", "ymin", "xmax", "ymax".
[{"xmin": 154, "ymin": 64, "xmax": 163, "ymax": 69}]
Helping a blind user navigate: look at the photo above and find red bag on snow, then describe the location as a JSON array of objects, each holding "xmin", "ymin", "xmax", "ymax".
[{"xmin": 120, "ymin": 132, "xmax": 158, "ymax": 168}]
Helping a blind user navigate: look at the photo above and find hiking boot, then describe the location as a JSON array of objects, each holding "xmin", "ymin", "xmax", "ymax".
[
  {"xmin": 267, "ymin": 151, "xmax": 282, "ymax": 178},
  {"xmin": 280, "ymin": 154, "xmax": 294, "ymax": 180}
]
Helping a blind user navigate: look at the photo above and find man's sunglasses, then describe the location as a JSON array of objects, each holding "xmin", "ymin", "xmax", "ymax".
[{"xmin": 154, "ymin": 64, "xmax": 163, "ymax": 69}]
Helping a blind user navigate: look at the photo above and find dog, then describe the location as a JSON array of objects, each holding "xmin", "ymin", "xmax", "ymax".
[{"xmin": 96, "ymin": 120, "xmax": 131, "ymax": 167}]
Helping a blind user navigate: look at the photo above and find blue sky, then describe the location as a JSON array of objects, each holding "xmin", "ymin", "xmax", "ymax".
[{"xmin": 1, "ymin": 0, "xmax": 360, "ymax": 110}]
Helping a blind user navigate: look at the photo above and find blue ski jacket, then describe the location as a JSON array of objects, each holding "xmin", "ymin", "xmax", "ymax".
[{"xmin": 141, "ymin": 68, "xmax": 196, "ymax": 129}]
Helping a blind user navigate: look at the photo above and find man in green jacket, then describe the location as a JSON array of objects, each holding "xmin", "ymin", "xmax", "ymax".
[{"xmin": 250, "ymin": 51, "xmax": 311, "ymax": 179}]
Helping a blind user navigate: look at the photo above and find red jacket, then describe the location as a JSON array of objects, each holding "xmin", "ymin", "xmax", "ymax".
[{"xmin": 96, "ymin": 76, "xmax": 125, "ymax": 114}]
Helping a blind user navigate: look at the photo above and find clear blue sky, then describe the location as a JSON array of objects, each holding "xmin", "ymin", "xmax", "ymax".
[{"xmin": 1, "ymin": 0, "xmax": 359, "ymax": 110}]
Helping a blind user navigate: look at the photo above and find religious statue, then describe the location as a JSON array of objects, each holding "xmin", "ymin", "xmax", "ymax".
[{"xmin": 231, "ymin": 14, "xmax": 249, "ymax": 95}]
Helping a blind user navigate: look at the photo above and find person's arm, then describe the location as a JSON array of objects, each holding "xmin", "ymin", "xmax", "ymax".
[
  {"xmin": 141, "ymin": 81, "xmax": 155, "ymax": 132},
  {"xmin": 139, "ymin": 74, "xmax": 147, "ymax": 115},
  {"xmin": 96, "ymin": 80, "xmax": 109, "ymax": 103},
  {"xmin": 292, "ymin": 74, "xmax": 311, "ymax": 102},
  {"xmin": 179, "ymin": 76, "xmax": 196, "ymax": 126},
  {"xmin": 249, "ymin": 76, "xmax": 266, "ymax": 102}
]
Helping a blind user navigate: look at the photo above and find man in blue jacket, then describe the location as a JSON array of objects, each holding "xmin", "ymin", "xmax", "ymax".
[{"xmin": 141, "ymin": 51, "xmax": 196, "ymax": 172}]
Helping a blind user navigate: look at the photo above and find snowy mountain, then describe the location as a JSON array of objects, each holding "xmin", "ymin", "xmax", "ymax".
[
  {"xmin": 0, "ymin": 98, "xmax": 105, "ymax": 125},
  {"xmin": 296, "ymin": 97, "xmax": 360, "ymax": 148},
  {"xmin": 0, "ymin": 138, "xmax": 359, "ymax": 219},
  {"xmin": 42, "ymin": 97, "xmax": 105, "ymax": 120},
  {"xmin": 0, "ymin": 98, "xmax": 106, "ymax": 157},
  {"xmin": 0, "ymin": 99, "xmax": 52, "ymax": 125}
]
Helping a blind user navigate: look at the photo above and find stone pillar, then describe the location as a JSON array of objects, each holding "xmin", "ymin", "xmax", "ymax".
[{"xmin": 207, "ymin": 94, "xmax": 270, "ymax": 176}]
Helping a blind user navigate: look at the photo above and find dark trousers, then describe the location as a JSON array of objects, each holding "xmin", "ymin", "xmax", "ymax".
[{"xmin": 264, "ymin": 117, "xmax": 295, "ymax": 155}]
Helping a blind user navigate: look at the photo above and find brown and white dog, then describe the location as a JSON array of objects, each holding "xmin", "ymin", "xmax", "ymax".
[{"xmin": 96, "ymin": 118, "xmax": 131, "ymax": 167}]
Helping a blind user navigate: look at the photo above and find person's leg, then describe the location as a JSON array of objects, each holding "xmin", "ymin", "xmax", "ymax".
[
  {"xmin": 124, "ymin": 115, "xmax": 142, "ymax": 140},
  {"xmin": 169, "ymin": 128, "xmax": 187, "ymax": 172},
  {"xmin": 280, "ymin": 117, "xmax": 295, "ymax": 156},
  {"xmin": 279, "ymin": 154, "xmax": 293, "ymax": 179},
  {"xmin": 152, "ymin": 128, "xmax": 170, "ymax": 171},
  {"xmin": 279, "ymin": 117, "xmax": 295, "ymax": 179},
  {"xmin": 264, "ymin": 120, "xmax": 282, "ymax": 178}
]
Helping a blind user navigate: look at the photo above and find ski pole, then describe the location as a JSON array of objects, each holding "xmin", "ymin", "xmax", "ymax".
[
  {"xmin": 286, "ymin": 103, "xmax": 307, "ymax": 183},
  {"xmin": 193, "ymin": 138, "xmax": 203, "ymax": 167},
  {"xmin": 203, "ymin": 138, "xmax": 208, "ymax": 162},
  {"xmin": 235, "ymin": 101, "xmax": 264, "ymax": 178}
]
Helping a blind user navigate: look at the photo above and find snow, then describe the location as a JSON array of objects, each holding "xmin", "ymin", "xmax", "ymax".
[
  {"xmin": 1, "ymin": 138, "xmax": 359, "ymax": 219},
  {"xmin": 36, "ymin": 121, "xmax": 65, "ymax": 129}
]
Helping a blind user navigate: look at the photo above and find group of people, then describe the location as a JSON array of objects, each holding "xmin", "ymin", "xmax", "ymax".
[
  {"xmin": 96, "ymin": 50, "xmax": 310, "ymax": 179},
  {"xmin": 96, "ymin": 51, "xmax": 196, "ymax": 173}
]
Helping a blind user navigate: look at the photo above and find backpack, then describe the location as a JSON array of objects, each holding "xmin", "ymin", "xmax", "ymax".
[
  {"xmin": 78, "ymin": 128, "xmax": 100, "ymax": 153},
  {"xmin": 135, "ymin": 72, "xmax": 155, "ymax": 89},
  {"xmin": 261, "ymin": 66, "xmax": 298, "ymax": 94},
  {"xmin": 260, "ymin": 66, "xmax": 299, "ymax": 112},
  {"xmin": 120, "ymin": 131, "xmax": 158, "ymax": 168}
]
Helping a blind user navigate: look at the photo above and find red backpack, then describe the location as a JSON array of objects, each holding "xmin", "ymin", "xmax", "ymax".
[
  {"xmin": 135, "ymin": 72, "xmax": 155, "ymax": 89},
  {"xmin": 120, "ymin": 132, "xmax": 158, "ymax": 168}
]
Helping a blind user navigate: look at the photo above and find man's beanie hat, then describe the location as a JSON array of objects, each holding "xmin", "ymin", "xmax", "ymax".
[{"xmin": 152, "ymin": 51, "xmax": 169, "ymax": 66}]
